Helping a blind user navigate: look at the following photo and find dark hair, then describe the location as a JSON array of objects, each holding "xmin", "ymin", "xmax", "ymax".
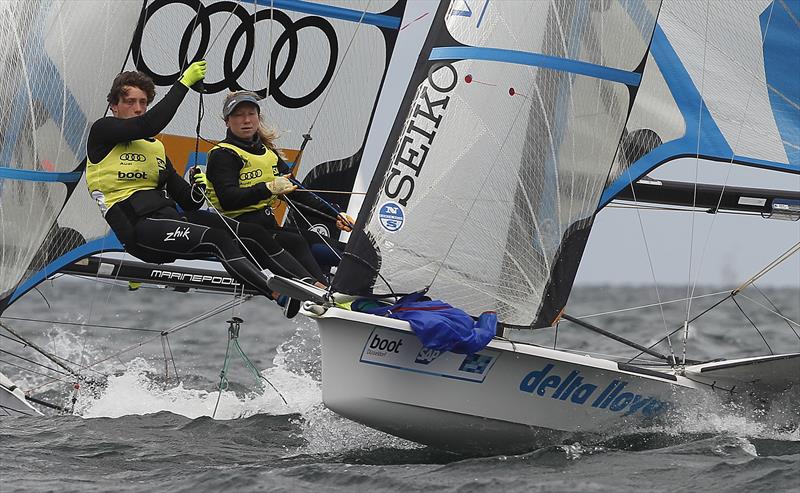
[{"xmin": 106, "ymin": 71, "xmax": 156, "ymax": 105}]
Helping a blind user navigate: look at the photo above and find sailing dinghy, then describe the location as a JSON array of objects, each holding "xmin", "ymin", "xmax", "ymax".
[
  {"xmin": 297, "ymin": 0, "xmax": 800, "ymax": 451},
  {"xmin": 0, "ymin": 0, "xmax": 797, "ymax": 455}
]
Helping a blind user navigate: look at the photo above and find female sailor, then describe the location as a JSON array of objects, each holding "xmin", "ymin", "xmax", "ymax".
[{"xmin": 202, "ymin": 91, "xmax": 353, "ymax": 284}]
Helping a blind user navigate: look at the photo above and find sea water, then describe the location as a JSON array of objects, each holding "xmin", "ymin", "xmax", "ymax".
[{"xmin": 1, "ymin": 278, "xmax": 798, "ymax": 492}]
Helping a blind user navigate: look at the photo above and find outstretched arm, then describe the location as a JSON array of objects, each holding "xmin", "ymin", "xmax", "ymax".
[{"xmin": 87, "ymin": 61, "xmax": 206, "ymax": 163}]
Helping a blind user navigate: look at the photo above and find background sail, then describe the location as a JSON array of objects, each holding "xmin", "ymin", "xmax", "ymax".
[
  {"xmin": 0, "ymin": 0, "xmax": 142, "ymax": 311},
  {"xmin": 602, "ymin": 0, "xmax": 799, "ymax": 207},
  {"xmin": 335, "ymin": 0, "xmax": 661, "ymax": 326}
]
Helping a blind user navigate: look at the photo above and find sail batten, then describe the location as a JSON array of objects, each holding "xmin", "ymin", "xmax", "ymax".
[
  {"xmin": 0, "ymin": 168, "xmax": 82, "ymax": 183},
  {"xmin": 429, "ymin": 46, "xmax": 643, "ymax": 86}
]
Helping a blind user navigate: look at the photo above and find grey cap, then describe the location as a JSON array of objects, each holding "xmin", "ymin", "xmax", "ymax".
[{"xmin": 222, "ymin": 92, "xmax": 260, "ymax": 119}]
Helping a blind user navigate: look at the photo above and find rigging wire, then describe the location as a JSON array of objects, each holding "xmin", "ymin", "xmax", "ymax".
[
  {"xmin": 626, "ymin": 291, "xmax": 733, "ymax": 363},
  {"xmin": 684, "ymin": 0, "xmax": 778, "ymax": 342},
  {"xmin": 306, "ymin": 0, "xmax": 373, "ymax": 135},
  {"xmin": 573, "ymin": 289, "xmax": 731, "ymax": 319},
  {"xmin": 0, "ymin": 358, "xmax": 72, "ymax": 384},
  {"xmin": 608, "ymin": 202, "xmax": 783, "ymax": 217},
  {"xmin": 731, "ymin": 296, "xmax": 774, "ymax": 354},
  {"xmin": 751, "ymin": 283, "xmax": 800, "ymax": 341},
  {"xmin": 737, "ymin": 292, "xmax": 800, "ymax": 332},
  {"xmin": 682, "ymin": 0, "xmax": 712, "ymax": 367},
  {"xmin": 732, "ymin": 241, "xmax": 800, "ymax": 295},
  {"xmin": 0, "ymin": 349, "xmax": 71, "ymax": 378},
  {"xmin": 0, "ymin": 321, "xmax": 80, "ymax": 378},
  {"xmin": 23, "ymin": 296, "xmax": 250, "ymax": 394},
  {"xmin": 622, "ymin": 165, "xmax": 677, "ymax": 366},
  {"xmin": 1, "ymin": 315, "xmax": 162, "ymax": 333},
  {"xmin": 683, "ymin": 2, "xmax": 721, "ymax": 336}
]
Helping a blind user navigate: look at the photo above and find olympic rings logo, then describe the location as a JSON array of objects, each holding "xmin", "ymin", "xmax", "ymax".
[
  {"xmin": 240, "ymin": 169, "xmax": 263, "ymax": 180},
  {"xmin": 120, "ymin": 153, "xmax": 147, "ymax": 162},
  {"xmin": 131, "ymin": 0, "xmax": 339, "ymax": 108}
]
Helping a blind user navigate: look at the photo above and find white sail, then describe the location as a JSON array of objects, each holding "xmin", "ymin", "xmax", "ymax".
[
  {"xmin": 336, "ymin": 0, "xmax": 662, "ymax": 327},
  {"xmin": 0, "ymin": 0, "xmax": 142, "ymax": 310}
]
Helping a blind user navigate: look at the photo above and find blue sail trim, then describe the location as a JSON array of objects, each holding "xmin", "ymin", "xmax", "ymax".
[
  {"xmin": 599, "ymin": 25, "xmax": 734, "ymax": 207},
  {"xmin": 0, "ymin": 167, "xmax": 82, "ymax": 183},
  {"xmin": 600, "ymin": 13, "xmax": 800, "ymax": 208},
  {"xmin": 761, "ymin": 0, "xmax": 799, "ymax": 165},
  {"xmin": 429, "ymin": 46, "xmax": 642, "ymax": 86},
  {"xmin": 255, "ymin": 0, "xmax": 401, "ymax": 29},
  {"xmin": 8, "ymin": 233, "xmax": 123, "ymax": 305}
]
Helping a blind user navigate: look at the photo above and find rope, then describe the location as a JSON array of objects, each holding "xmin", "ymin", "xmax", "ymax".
[{"xmin": 212, "ymin": 317, "xmax": 286, "ymax": 418}]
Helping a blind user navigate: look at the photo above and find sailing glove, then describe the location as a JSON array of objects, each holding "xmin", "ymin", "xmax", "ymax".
[
  {"xmin": 191, "ymin": 168, "xmax": 207, "ymax": 188},
  {"xmin": 336, "ymin": 213, "xmax": 355, "ymax": 232},
  {"xmin": 266, "ymin": 176, "xmax": 297, "ymax": 195},
  {"xmin": 179, "ymin": 60, "xmax": 207, "ymax": 88}
]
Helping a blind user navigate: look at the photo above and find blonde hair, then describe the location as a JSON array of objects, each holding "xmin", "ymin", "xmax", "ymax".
[{"xmin": 222, "ymin": 91, "xmax": 285, "ymax": 158}]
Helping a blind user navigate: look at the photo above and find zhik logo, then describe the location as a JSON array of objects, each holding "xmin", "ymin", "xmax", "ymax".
[{"xmin": 164, "ymin": 226, "xmax": 190, "ymax": 242}]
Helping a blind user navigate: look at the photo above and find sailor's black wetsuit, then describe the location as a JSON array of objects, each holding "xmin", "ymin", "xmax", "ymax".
[
  {"xmin": 206, "ymin": 131, "xmax": 345, "ymax": 283},
  {"xmin": 86, "ymin": 82, "xmax": 315, "ymax": 296}
]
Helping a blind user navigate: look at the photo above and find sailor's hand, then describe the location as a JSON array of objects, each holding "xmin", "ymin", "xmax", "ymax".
[
  {"xmin": 266, "ymin": 176, "xmax": 297, "ymax": 195},
  {"xmin": 179, "ymin": 60, "xmax": 206, "ymax": 88},
  {"xmin": 336, "ymin": 213, "xmax": 355, "ymax": 232},
  {"xmin": 189, "ymin": 167, "xmax": 206, "ymax": 188},
  {"xmin": 193, "ymin": 171, "xmax": 207, "ymax": 188}
]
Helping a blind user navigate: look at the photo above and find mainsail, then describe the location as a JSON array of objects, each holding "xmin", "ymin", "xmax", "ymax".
[
  {"xmin": 0, "ymin": 0, "xmax": 407, "ymax": 311},
  {"xmin": 335, "ymin": 0, "xmax": 662, "ymax": 327},
  {"xmin": 0, "ymin": 0, "xmax": 143, "ymax": 312}
]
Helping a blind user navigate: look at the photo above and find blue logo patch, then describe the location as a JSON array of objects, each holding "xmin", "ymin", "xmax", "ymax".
[
  {"xmin": 379, "ymin": 201, "xmax": 405, "ymax": 232},
  {"xmin": 459, "ymin": 354, "xmax": 494, "ymax": 374}
]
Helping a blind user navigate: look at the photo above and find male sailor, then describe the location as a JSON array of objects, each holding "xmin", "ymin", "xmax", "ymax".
[{"xmin": 86, "ymin": 63, "xmax": 316, "ymax": 316}]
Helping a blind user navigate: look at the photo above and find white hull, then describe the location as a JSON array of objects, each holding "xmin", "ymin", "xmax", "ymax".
[
  {"xmin": 0, "ymin": 372, "xmax": 41, "ymax": 417},
  {"xmin": 311, "ymin": 307, "xmax": 715, "ymax": 452}
]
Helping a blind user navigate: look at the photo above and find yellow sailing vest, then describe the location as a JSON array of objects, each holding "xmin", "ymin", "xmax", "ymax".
[
  {"xmin": 206, "ymin": 142, "xmax": 281, "ymax": 217},
  {"xmin": 86, "ymin": 139, "xmax": 166, "ymax": 215}
]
